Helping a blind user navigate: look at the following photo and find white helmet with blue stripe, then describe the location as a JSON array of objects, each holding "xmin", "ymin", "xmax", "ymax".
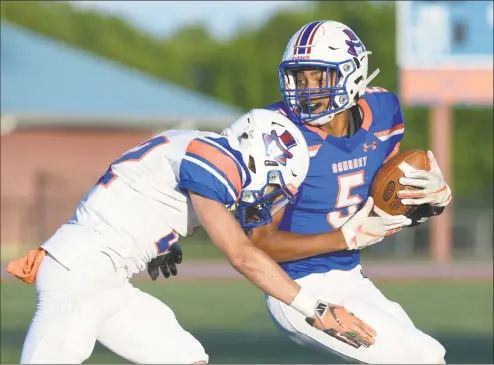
[
  {"xmin": 221, "ymin": 109, "xmax": 309, "ymax": 232},
  {"xmin": 279, "ymin": 20, "xmax": 380, "ymax": 127}
]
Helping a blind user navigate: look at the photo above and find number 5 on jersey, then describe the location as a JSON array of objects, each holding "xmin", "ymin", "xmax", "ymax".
[
  {"xmin": 327, "ymin": 171, "xmax": 365, "ymax": 229},
  {"xmin": 98, "ymin": 136, "xmax": 169, "ymax": 187}
]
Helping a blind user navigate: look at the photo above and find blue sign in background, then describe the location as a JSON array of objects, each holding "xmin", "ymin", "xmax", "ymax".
[
  {"xmin": 408, "ymin": 1, "xmax": 493, "ymax": 56},
  {"xmin": 398, "ymin": 1, "xmax": 493, "ymax": 68}
]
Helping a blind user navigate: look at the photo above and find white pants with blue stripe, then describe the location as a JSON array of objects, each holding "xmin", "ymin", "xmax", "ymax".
[{"xmin": 266, "ymin": 265, "xmax": 446, "ymax": 364}]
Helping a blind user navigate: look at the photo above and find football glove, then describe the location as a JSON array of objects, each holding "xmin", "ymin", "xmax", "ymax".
[
  {"xmin": 147, "ymin": 243, "xmax": 183, "ymax": 281},
  {"xmin": 407, "ymin": 203, "xmax": 446, "ymax": 227},
  {"xmin": 398, "ymin": 151, "xmax": 452, "ymax": 207},
  {"xmin": 305, "ymin": 300, "xmax": 376, "ymax": 349},
  {"xmin": 341, "ymin": 197, "xmax": 412, "ymax": 250}
]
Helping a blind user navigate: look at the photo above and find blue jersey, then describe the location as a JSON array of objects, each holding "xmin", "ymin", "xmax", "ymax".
[{"xmin": 265, "ymin": 88, "xmax": 405, "ymax": 280}]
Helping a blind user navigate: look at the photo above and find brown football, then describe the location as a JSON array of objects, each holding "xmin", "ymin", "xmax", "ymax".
[{"xmin": 370, "ymin": 149, "xmax": 430, "ymax": 217}]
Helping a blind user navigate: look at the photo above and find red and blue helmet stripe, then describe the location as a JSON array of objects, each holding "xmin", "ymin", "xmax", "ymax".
[{"xmin": 294, "ymin": 21, "xmax": 324, "ymax": 55}]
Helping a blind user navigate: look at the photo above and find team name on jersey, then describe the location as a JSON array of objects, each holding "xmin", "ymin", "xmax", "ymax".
[{"xmin": 331, "ymin": 156, "xmax": 367, "ymax": 173}]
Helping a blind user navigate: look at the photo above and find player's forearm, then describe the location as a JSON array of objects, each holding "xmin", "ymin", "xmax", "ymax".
[
  {"xmin": 190, "ymin": 193, "xmax": 310, "ymax": 309},
  {"xmin": 227, "ymin": 241, "xmax": 302, "ymax": 305},
  {"xmin": 250, "ymin": 229, "xmax": 348, "ymax": 262}
]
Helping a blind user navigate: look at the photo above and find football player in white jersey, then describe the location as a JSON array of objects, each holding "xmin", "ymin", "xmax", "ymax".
[{"xmin": 7, "ymin": 109, "xmax": 377, "ymax": 364}]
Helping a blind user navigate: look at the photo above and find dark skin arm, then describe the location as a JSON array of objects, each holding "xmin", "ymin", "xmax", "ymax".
[{"xmin": 249, "ymin": 205, "xmax": 348, "ymax": 262}]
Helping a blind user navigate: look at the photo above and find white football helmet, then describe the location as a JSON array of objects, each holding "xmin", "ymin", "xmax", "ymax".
[
  {"xmin": 278, "ymin": 20, "xmax": 380, "ymax": 126},
  {"xmin": 221, "ymin": 109, "xmax": 309, "ymax": 230}
]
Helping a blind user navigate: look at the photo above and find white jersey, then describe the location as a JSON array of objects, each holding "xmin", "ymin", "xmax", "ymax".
[{"xmin": 42, "ymin": 130, "xmax": 248, "ymax": 276}]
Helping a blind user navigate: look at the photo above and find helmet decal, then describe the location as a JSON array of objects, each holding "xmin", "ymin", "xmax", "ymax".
[
  {"xmin": 263, "ymin": 130, "xmax": 297, "ymax": 166},
  {"xmin": 343, "ymin": 28, "xmax": 366, "ymax": 57}
]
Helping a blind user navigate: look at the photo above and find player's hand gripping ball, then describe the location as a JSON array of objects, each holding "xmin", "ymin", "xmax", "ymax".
[{"xmin": 369, "ymin": 149, "xmax": 431, "ymax": 217}]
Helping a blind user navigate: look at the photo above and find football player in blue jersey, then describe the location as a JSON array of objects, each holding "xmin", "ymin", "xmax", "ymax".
[{"xmin": 235, "ymin": 21, "xmax": 452, "ymax": 364}]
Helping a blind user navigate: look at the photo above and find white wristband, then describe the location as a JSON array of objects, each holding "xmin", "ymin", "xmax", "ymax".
[{"xmin": 290, "ymin": 289, "xmax": 318, "ymax": 318}]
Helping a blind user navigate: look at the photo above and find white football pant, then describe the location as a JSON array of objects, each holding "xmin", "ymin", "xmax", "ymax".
[
  {"xmin": 266, "ymin": 265, "xmax": 446, "ymax": 364},
  {"xmin": 20, "ymin": 251, "xmax": 208, "ymax": 364}
]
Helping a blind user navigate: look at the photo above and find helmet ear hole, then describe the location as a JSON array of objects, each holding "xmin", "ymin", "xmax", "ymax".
[{"xmin": 248, "ymin": 155, "xmax": 256, "ymax": 174}]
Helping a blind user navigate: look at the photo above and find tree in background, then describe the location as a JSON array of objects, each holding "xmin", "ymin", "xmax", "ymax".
[{"xmin": 1, "ymin": 0, "xmax": 492, "ymax": 200}]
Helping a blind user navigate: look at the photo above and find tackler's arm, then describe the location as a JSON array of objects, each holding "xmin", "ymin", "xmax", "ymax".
[
  {"xmin": 190, "ymin": 192, "xmax": 377, "ymax": 350},
  {"xmin": 189, "ymin": 192, "xmax": 300, "ymax": 305}
]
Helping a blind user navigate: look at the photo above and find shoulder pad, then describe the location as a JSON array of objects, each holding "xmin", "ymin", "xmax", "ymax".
[{"xmin": 360, "ymin": 87, "xmax": 404, "ymax": 132}]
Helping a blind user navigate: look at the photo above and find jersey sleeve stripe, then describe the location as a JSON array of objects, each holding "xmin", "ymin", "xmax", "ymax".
[
  {"xmin": 186, "ymin": 139, "xmax": 242, "ymax": 197},
  {"xmin": 201, "ymin": 137, "xmax": 247, "ymax": 183},
  {"xmin": 374, "ymin": 123, "xmax": 405, "ymax": 141},
  {"xmin": 183, "ymin": 155, "xmax": 238, "ymax": 201}
]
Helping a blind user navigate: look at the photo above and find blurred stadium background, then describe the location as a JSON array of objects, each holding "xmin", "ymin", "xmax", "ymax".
[{"xmin": 1, "ymin": 1, "xmax": 492, "ymax": 363}]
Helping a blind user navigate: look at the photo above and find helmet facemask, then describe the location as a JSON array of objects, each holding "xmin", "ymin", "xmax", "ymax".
[
  {"xmin": 235, "ymin": 129, "xmax": 299, "ymax": 234},
  {"xmin": 279, "ymin": 49, "xmax": 379, "ymax": 127},
  {"xmin": 278, "ymin": 59, "xmax": 359, "ymax": 126},
  {"xmin": 235, "ymin": 169, "xmax": 298, "ymax": 235},
  {"xmin": 222, "ymin": 109, "xmax": 309, "ymax": 235}
]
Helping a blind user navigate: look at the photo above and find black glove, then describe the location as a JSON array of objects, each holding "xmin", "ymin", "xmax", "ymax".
[
  {"xmin": 147, "ymin": 243, "xmax": 183, "ymax": 281},
  {"xmin": 408, "ymin": 204, "xmax": 445, "ymax": 227}
]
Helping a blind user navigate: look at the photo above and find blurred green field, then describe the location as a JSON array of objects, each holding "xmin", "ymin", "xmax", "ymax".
[{"xmin": 1, "ymin": 279, "xmax": 492, "ymax": 364}]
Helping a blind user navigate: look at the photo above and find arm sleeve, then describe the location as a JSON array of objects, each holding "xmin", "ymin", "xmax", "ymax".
[
  {"xmin": 178, "ymin": 138, "xmax": 242, "ymax": 207},
  {"xmin": 371, "ymin": 92, "xmax": 406, "ymax": 161}
]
